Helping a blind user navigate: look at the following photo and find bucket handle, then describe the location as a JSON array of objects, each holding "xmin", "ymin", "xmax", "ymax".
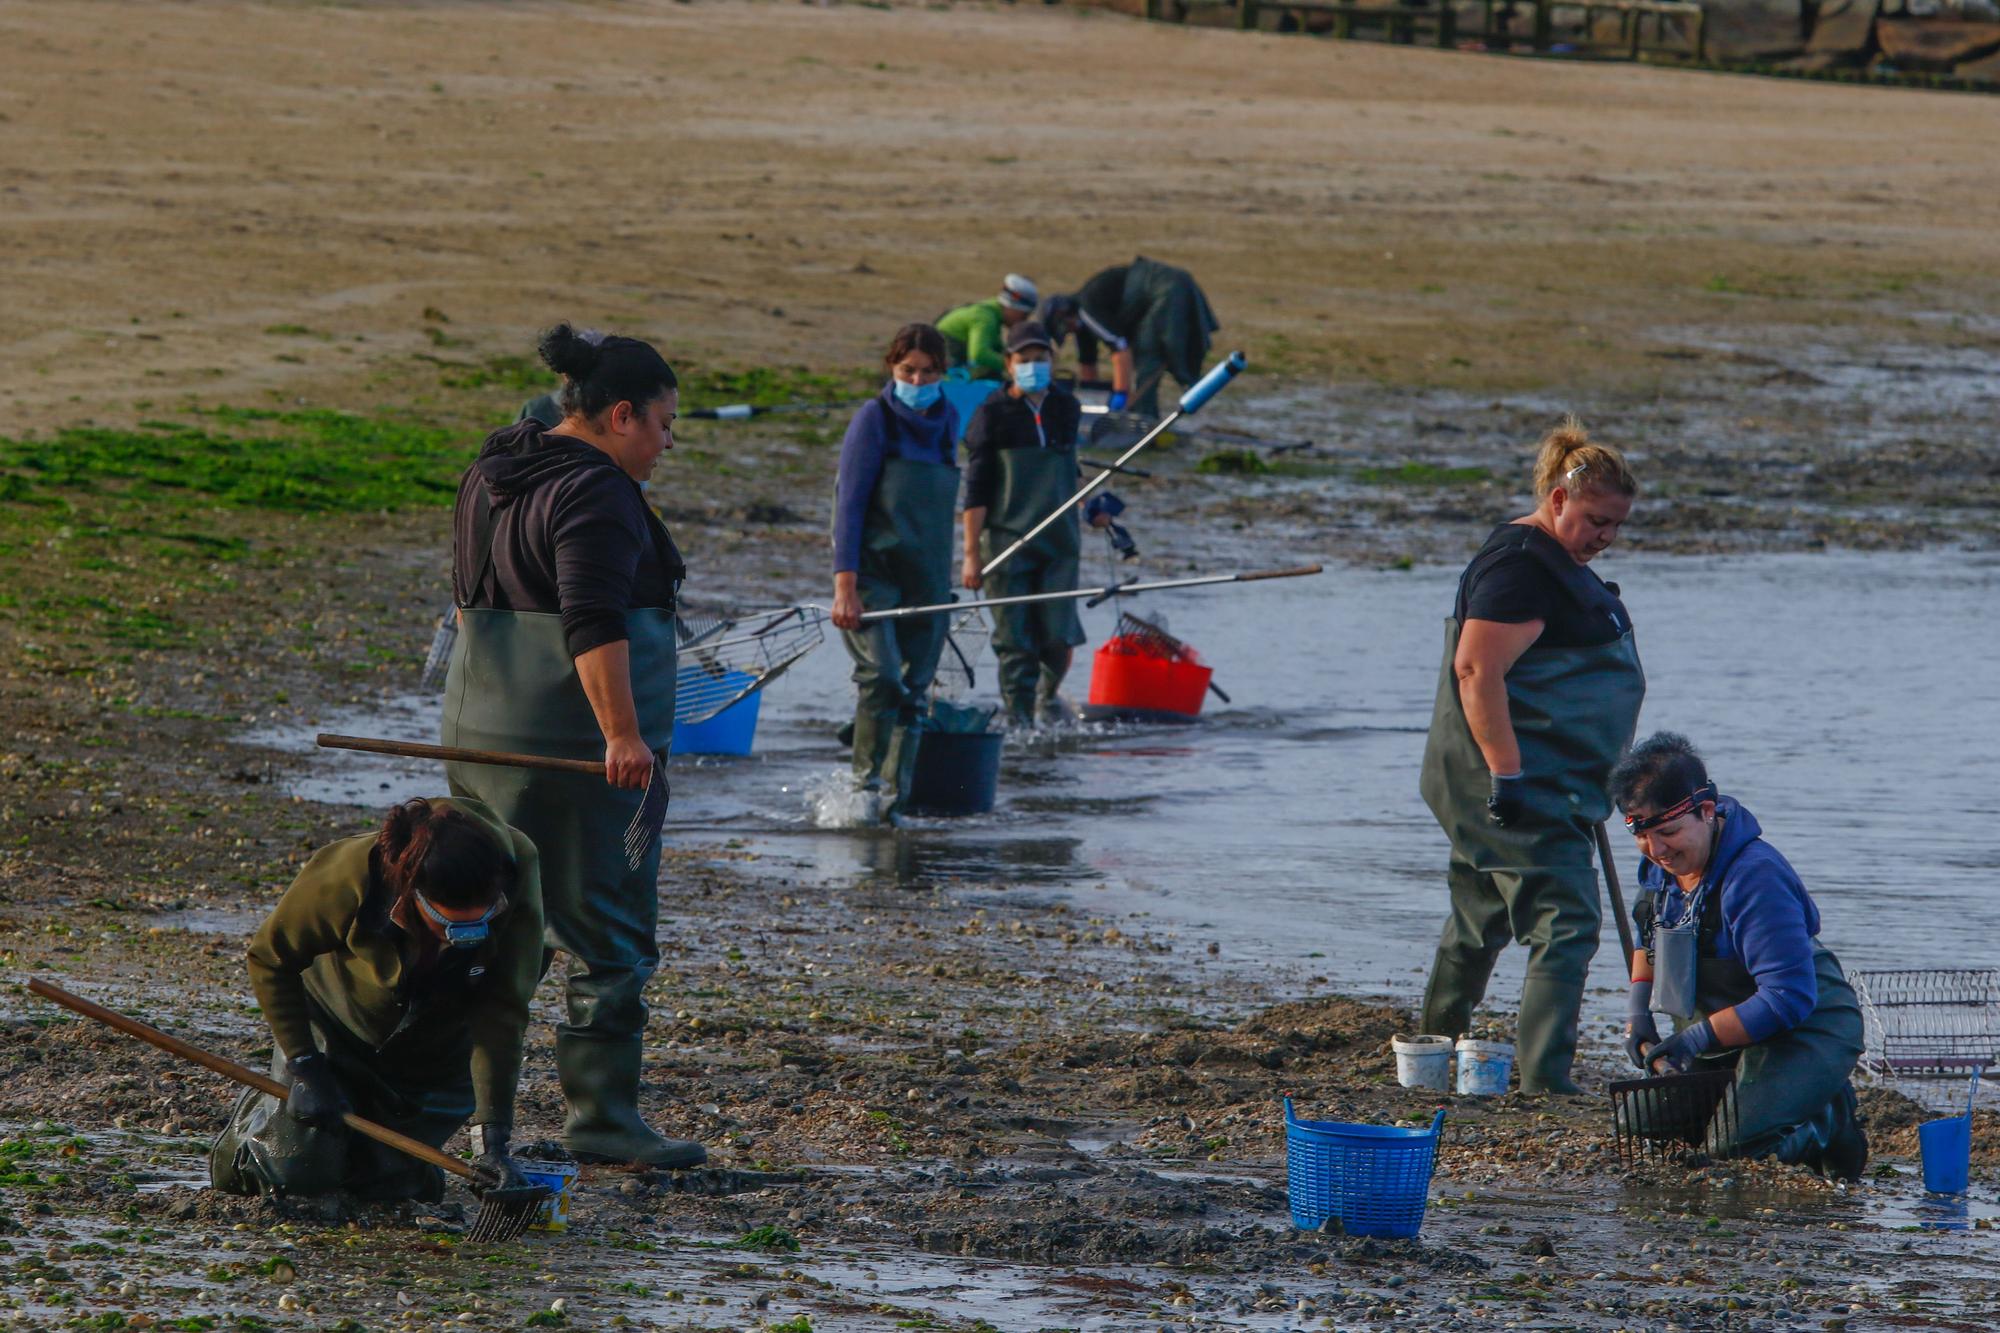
[
  {"xmin": 1427, "ymin": 1107, "xmax": 1447, "ymax": 1140},
  {"xmin": 1283, "ymin": 1095, "xmax": 1297, "ymax": 1126}
]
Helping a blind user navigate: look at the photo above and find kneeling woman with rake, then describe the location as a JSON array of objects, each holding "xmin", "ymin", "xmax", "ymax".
[
  {"xmin": 1614, "ymin": 733, "xmax": 1868, "ymax": 1179},
  {"xmin": 209, "ymin": 797, "xmax": 545, "ymax": 1204}
]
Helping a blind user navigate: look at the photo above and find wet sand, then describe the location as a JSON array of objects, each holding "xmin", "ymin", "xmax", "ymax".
[{"xmin": 3, "ymin": 1, "xmax": 1999, "ymax": 1329}]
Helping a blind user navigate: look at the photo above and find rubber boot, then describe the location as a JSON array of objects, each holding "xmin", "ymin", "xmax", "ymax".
[
  {"xmin": 1516, "ymin": 975, "xmax": 1587, "ymax": 1095},
  {"xmin": 1820, "ymin": 1086, "xmax": 1868, "ymax": 1181},
  {"xmin": 557, "ymin": 1034, "xmax": 706, "ymax": 1169},
  {"xmin": 879, "ymin": 703, "xmax": 923, "ymax": 821},
  {"xmin": 1419, "ymin": 944, "xmax": 1500, "ymax": 1042}
]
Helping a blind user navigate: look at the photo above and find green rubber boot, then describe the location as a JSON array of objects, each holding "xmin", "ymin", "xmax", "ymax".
[
  {"xmin": 1516, "ymin": 974, "xmax": 1587, "ymax": 1095},
  {"xmin": 1419, "ymin": 944, "xmax": 1500, "ymax": 1042},
  {"xmin": 557, "ymin": 1034, "xmax": 706, "ymax": 1169}
]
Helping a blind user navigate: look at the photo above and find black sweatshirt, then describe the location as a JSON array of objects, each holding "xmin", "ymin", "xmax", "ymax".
[
  {"xmin": 962, "ymin": 388, "xmax": 1084, "ymax": 513},
  {"xmin": 452, "ymin": 421, "xmax": 684, "ymax": 658}
]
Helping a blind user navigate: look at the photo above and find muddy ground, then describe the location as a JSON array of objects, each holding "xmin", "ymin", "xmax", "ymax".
[{"xmin": 4, "ymin": 1, "xmax": 1999, "ymax": 1330}]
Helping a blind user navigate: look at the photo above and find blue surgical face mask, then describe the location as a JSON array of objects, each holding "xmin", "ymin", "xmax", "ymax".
[
  {"xmin": 890, "ymin": 378, "xmax": 942, "ymax": 412},
  {"xmin": 414, "ymin": 890, "xmax": 507, "ymax": 949},
  {"xmin": 1012, "ymin": 361, "xmax": 1052, "ymax": 394}
]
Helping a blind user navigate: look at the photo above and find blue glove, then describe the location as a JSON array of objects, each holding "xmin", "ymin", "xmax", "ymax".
[
  {"xmin": 1647, "ymin": 1019, "xmax": 1715, "ymax": 1074},
  {"xmin": 1106, "ymin": 390, "xmax": 1129, "ymax": 412},
  {"xmin": 1084, "ymin": 492, "xmax": 1125, "ymax": 523},
  {"xmin": 1486, "ymin": 772, "xmax": 1527, "ymax": 827},
  {"xmin": 1625, "ymin": 980, "xmax": 1660, "ymax": 1071}
]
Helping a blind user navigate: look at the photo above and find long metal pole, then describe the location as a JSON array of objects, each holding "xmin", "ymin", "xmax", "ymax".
[
  {"xmin": 860, "ymin": 562, "xmax": 1321, "ymax": 623},
  {"xmin": 979, "ymin": 351, "xmax": 1247, "ymax": 580},
  {"xmin": 1595, "ymin": 821, "xmax": 1637, "ymax": 966}
]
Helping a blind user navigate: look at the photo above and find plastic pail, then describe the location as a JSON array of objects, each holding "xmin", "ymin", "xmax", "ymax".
[
  {"xmin": 1392, "ymin": 1035, "xmax": 1454, "ymax": 1091},
  {"xmin": 1085, "ymin": 643, "xmax": 1212, "ymax": 720},
  {"xmin": 517, "ymin": 1161, "xmax": 580, "ymax": 1231},
  {"xmin": 1919, "ymin": 1114, "xmax": 1973, "ymax": 1195},
  {"xmin": 905, "ymin": 730, "xmax": 1003, "ymax": 816},
  {"xmin": 1454, "ymin": 1039, "xmax": 1514, "ymax": 1096},
  {"xmin": 671, "ymin": 685, "xmax": 761, "ymax": 757}
]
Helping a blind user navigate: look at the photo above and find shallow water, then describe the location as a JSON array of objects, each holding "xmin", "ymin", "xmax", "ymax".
[{"xmin": 249, "ymin": 549, "xmax": 2000, "ymax": 1033}]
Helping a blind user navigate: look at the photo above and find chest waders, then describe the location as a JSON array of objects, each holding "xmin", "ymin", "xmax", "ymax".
[
  {"xmin": 841, "ymin": 456, "xmax": 957, "ymax": 815},
  {"xmin": 980, "ymin": 441, "xmax": 1086, "ymax": 725},
  {"xmin": 210, "ymin": 970, "xmax": 485, "ymax": 1202},
  {"xmin": 440, "ymin": 504, "xmax": 703, "ymax": 1167},
  {"xmin": 1124, "ymin": 257, "xmax": 1217, "ymax": 418},
  {"xmin": 1664, "ymin": 884, "xmax": 1865, "ymax": 1169},
  {"xmin": 1418, "ymin": 618, "xmax": 1645, "ymax": 1093}
]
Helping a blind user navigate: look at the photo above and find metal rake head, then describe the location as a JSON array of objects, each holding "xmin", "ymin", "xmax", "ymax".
[
  {"xmin": 674, "ymin": 605, "xmax": 827, "ymax": 725},
  {"xmin": 1610, "ymin": 1068, "xmax": 1737, "ymax": 1166},
  {"xmin": 1109, "ymin": 610, "xmax": 1199, "ymax": 664},
  {"xmin": 464, "ymin": 1183, "xmax": 552, "ymax": 1243},
  {"xmin": 419, "ymin": 603, "xmax": 459, "ymax": 692},
  {"xmin": 621, "ymin": 758, "xmax": 669, "ymax": 872}
]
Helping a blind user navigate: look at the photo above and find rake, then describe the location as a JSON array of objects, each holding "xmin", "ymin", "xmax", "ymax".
[
  {"xmin": 672, "ymin": 604, "xmax": 826, "ymax": 725},
  {"xmin": 315, "ymin": 735, "xmax": 666, "ymax": 872},
  {"xmin": 1102, "ymin": 610, "xmax": 1232, "ymax": 705},
  {"xmin": 26, "ymin": 979, "xmax": 550, "ymax": 1243},
  {"xmin": 1610, "ymin": 1068, "xmax": 1737, "ymax": 1166}
]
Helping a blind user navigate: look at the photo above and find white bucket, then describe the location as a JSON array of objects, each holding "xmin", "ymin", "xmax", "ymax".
[
  {"xmin": 1391, "ymin": 1034, "xmax": 1454, "ymax": 1090},
  {"xmin": 1454, "ymin": 1039, "xmax": 1514, "ymax": 1096}
]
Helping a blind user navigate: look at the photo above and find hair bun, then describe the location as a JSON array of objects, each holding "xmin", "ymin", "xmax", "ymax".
[{"xmin": 537, "ymin": 322, "xmax": 603, "ymax": 378}]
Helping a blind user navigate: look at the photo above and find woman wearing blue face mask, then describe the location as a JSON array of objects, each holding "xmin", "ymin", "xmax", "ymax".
[
  {"xmin": 830, "ymin": 323, "xmax": 960, "ymax": 818},
  {"xmin": 210, "ymin": 798, "xmax": 544, "ymax": 1201},
  {"xmin": 959, "ymin": 320, "xmax": 1102, "ymax": 727}
]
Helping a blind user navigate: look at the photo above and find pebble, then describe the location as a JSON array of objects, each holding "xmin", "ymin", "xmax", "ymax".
[{"xmin": 276, "ymin": 1294, "xmax": 300, "ymax": 1313}]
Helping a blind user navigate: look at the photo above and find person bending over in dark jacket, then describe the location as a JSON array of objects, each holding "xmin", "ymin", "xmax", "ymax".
[{"xmin": 210, "ymin": 798, "xmax": 542, "ymax": 1200}]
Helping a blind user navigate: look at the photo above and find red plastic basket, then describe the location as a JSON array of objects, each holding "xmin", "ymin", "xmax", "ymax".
[{"xmin": 1086, "ymin": 636, "xmax": 1213, "ymax": 718}]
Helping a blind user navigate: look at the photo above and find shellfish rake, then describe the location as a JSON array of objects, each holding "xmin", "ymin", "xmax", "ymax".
[
  {"xmin": 26, "ymin": 979, "xmax": 550, "ymax": 1243},
  {"xmin": 1610, "ymin": 1068, "xmax": 1737, "ymax": 1166},
  {"xmin": 672, "ymin": 604, "xmax": 826, "ymax": 724}
]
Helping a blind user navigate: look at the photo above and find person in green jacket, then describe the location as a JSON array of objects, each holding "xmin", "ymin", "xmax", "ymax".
[
  {"xmin": 209, "ymin": 797, "xmax": 544, "ymax": 1201},
  {"xmin": 936, "ymin": 274, "xmax": 1039, "ymax": 381}
]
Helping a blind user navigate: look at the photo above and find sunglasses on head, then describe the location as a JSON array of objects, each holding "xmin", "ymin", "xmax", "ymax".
[{"xmin": 1623, "ymin": 783, "xmax": 1717, "ymax": 834}]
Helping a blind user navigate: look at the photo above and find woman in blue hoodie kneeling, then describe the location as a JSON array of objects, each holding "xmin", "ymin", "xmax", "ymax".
[
  {"xmin": 829, "ymin": 323, "xmax": 960, "ymax": 822},
  {"xmin": 1612, "ymin": 732, "xmax": 1868, "ymax": 1178}
]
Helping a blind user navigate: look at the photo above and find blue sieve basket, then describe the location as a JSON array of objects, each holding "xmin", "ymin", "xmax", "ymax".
[{"xmin": 1284, "ymin": 1098, "xmax": 1445, "ymax": 1239}]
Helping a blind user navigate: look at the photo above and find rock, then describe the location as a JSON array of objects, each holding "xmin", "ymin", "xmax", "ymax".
[{"xmin": 1518, "ymin": 1233, "xmax": 1557, "ymax": 1257}]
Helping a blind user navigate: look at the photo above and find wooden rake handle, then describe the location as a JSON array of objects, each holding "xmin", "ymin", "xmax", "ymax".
[
  {"xmin": 317, "ymin": 733, "xmax": 603, "ymax": 779},
  {"xmin": 1234, "ymin": 563, "xmax": 1324, "ymax": 582},
  {"xmin": 26, "ymin": 978, "xmax": 482, "ymax": 1186}
]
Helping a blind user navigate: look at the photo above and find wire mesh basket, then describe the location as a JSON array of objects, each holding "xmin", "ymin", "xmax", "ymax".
[
  {"xmin": 673, "ymin": 604, "xmax": 825, "ymax": 725},
  {"xmin": 1104, "ymin": 610, "xmax": 1202, "ymax": 664},
  {"xmin": 1610, "ymin": 1068, "xmax": 1737, "ymax": 1166},
  {"xmin": 932, "ymin": 609, "xmax": 991, "ymax": 703},
  {"xmin": 1854, "ymin": 968, "xmax": 2000, "ymax": 1082}
]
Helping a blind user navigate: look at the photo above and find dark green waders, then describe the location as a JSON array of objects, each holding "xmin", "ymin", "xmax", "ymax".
[
  {"xmin": 979, "ymin": 442, "xmax": 1086, "ymax": 725},
  {"xmin": 1680, "ymin": 912, "xmax": 1866, "ymax": 1171},
  {"xmin": 1123, "ymin": 257, "xmax": 1217, "ymax": 418},
  {"xmin": 841, "ymin": 456, "xmax": 958, "ymax": 816},
  {"xmin": 209, "ymin": 998, "xmax": 472, "ymax": 1201},
  {"xmin": 440, "ymin": 606, "xmax": 700, "ymax": 1167},
  {"xmin": 1418, "ymin": 618, "xmax": 1645, "ymax": 1093}
]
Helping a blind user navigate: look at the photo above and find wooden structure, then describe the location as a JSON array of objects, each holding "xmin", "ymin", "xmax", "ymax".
[{"xmin": 1146, "ymin": 0, "xmax": 1705, "ymax": 62}]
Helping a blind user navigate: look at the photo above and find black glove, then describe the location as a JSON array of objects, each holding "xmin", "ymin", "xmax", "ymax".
[
  {"xmin": 284, "ymin": 1052, "xmax": 351, "ymax": 1130},
  {"xmin": 1647, "ymin": 1020, "xmax": 1715, "ymax": 1075},
  {"xmin": 1486, "ymin": 772, "xmax": 1527, "ymax": 828},
  {"xmin": 1625, "ymin": 980, "xmax": 1661, "ymax": 1071},
  {"xmin": 469, "ymin": 1122, "xmax": 530, "ymax": 1194}
]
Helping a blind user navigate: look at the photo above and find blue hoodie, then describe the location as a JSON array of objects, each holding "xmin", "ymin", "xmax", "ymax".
[
  {"xmin": 1635, "ymin": 797, "xmax": 1823, "ymax": 1044},
  {"xmin": 831, "ymin": 385, "xmax": 960, "ymax": 575}
]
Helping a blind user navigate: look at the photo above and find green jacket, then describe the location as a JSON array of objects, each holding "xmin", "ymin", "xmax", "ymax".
[
  {"xmin": 245, "ymin": 798, "xmax": 544, "ymax": 1126},
  {"xmin": 937, "ymin": 300, "xmax": 1008, "ymax": 380}
]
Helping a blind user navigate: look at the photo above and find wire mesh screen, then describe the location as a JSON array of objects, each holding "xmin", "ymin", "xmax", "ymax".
[
  {"xmin": 1610, "ymin": 1069, "xmax": 1737, "ymax": 1166},
  {"xmin": 1106, "ymin": 610, "xmax": 1202, "ymax": 664},
  {"xmin": 673, "ymin": 605, "xmax": 825, "ymax": 725},
  {"xmin": 932, "ymin": 609, "xmax": 991, "ymax": 703},
  {"xmin": 1854, "ymin": 968, "xmax": 2000, "ymax": 1080}
]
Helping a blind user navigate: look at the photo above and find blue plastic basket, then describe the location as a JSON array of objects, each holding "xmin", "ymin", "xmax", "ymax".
[{"xmin": 1284, "ymin": 1098, "xmax": 1445, "ymax": 1238}]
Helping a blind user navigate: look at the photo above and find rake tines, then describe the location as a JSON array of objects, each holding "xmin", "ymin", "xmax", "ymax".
[
  {"xmin": 1108, "ymin": 611, "xmax": 1200, "ymax": 664},
  {"xmin": 1611, "ymin": 1068, "xmax": 1737, "ymax": 1166},
  {"xmin": 621, "ymin": 757, "xmax": 669, "ymax": 871},
  {"xmin": 464, "ymin": 1183, "xmax": 552, "ymax": 1243}
]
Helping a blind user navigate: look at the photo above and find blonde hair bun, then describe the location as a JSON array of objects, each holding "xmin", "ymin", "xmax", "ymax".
[{"xmin": 1533, "ymin": 415, "xmax": 1637, "ymax": 498}]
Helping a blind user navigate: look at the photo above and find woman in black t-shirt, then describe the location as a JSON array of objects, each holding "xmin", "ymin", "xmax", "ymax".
[{"xmin": 1416, "ymin": 419, "xmax": 1645, "ymax": 1094}]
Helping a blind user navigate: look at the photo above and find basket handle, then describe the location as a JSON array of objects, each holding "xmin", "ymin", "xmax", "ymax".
[
  {"xmin": 1428, "ymin": 1107, "xmax": 1447, "ymax": 1138},
  {"xmin": 1283, "ymin": 1095, "xmax": 1297, "ymax": 1126}
]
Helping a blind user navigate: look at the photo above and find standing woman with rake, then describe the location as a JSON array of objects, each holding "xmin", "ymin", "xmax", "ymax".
[
  {"xmin": 1418, "ymin": 419, "xmax": 1643, "ymax": 1094},
  {"xmin": 441, "ymin": 323, "xmax": 705, "ymax": 1168},
  {"xmin": 830, "ymin": 323, "xmax": 960, "ymax": 823}
]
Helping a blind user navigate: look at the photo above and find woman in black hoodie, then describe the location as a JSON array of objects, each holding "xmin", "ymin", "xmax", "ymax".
[{"xmin": 440, "ymin": 323, "xmax": 705, "ymax": 1170}]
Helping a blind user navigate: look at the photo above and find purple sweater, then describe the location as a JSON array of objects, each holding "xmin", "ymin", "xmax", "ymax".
[
  {"xmin": 1637, "ymin": 798, "xmax": 1824, "ymax": 1043},
  {"xmin": 831, "ymin": 386, "xmax": 958, "ymax": 575}
]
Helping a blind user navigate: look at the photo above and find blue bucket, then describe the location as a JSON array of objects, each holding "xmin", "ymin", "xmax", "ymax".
[
  {"xmin": 1284, "ymin": 1098, "xmax": 1445, "ymax": 1239},
  {"xmin": 671, "ymin": 687, "xmax": 761, "ymax": 757},
  {"xmin": 904, "ymin": 730, "xmax": 1003, "ymax": 816},
  {"xmin": 1919, "ymin": 1113, "xmax": 1973, "ymax": 1195}
]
